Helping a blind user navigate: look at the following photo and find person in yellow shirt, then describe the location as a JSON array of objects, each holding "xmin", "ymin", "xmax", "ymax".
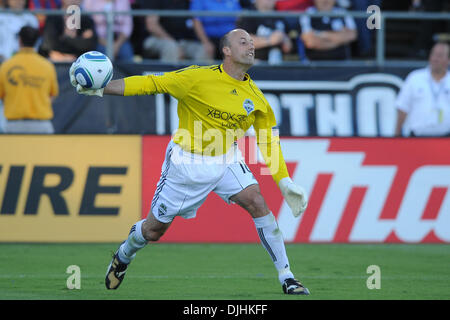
[
  {"xmin": 71, "ymin": 29, "xmax": 309, "ymax": 295},
  {"xmin": 0, "ymin": 26, "xmax": 59, "ymax": 134}
]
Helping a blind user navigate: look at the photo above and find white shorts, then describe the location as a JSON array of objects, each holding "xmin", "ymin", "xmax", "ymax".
[{"xmin": 150, "ymin": 140, "xmax": 258, "ymax": 223}]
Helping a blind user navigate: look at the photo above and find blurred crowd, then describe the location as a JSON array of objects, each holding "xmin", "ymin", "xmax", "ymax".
[{"xmin": 0, "ymin": 0, "xmax": 449, "ymax": 64}]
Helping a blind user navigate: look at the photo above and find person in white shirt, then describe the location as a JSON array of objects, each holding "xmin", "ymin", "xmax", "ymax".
[
  {"xmin": 395, "ymin": 42, "xmax": 450, "ymax": 137},
  {"xmin": 0, "ymin": 0, "xmax": 38, "ymax": 133},
  {"xmin": 0, "ymin": 0, "xmax": 39, "ymax": 61}
]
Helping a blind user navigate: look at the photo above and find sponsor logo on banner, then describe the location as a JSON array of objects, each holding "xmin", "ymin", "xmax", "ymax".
[
  {"xmin": 142, "ymin": 136, "xmax": 450, "ymax": 243},
  {"xmin": 150, "ymin": 74, "xmax": 404, "ymax": 137},
  {"xmin": 277, "ymin": 138, "xmax": 450, "ymax": 243},
  {"xmin": 255, "ymin": 74, "xmax": 403, "ymax": 137},
  {"xmin": 0, "ymin": 136, "xmax": 141, "ymax": 242}
]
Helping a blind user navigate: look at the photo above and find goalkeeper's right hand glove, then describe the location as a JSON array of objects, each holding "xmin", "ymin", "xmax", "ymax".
[{"xmin": 69, "ymin": 61, "xmax": 104, "ymax": 97}]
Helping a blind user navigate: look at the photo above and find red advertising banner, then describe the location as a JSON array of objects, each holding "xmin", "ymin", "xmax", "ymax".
[{"xmin": 142, "ymin": 136, "xmax": 450, "ymax": 243}]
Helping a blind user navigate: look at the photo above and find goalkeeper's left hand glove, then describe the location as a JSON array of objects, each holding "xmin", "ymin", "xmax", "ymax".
[
  {"xmin": 279, "ymin": 177, "xmax": 308, "ymax": 218},
  {"xmin": 75, "ymin": 84, "xmax": 104, "ymax": 97},
  {"xmin": 69, "ymin": 61, "xmax": 104, "ymax": 97},
  {"xmin": 69, "ymin": 61, "xmax": 77, "ymax": 88}
]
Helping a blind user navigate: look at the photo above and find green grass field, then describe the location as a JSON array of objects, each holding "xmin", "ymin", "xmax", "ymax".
[{"xmin": 0, "ymin": 243, "xmax": 449, "ymax": 300}]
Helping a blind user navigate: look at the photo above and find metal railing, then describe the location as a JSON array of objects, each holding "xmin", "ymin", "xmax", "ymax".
[{"xmin": 1, "ymin": 8, "xmax": 449, "ymax": 67}]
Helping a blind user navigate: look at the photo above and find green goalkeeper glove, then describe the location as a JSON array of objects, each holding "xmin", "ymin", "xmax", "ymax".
[{"xmin": 279, "ymin": 177, "xmax": 308, "ymax": 218}]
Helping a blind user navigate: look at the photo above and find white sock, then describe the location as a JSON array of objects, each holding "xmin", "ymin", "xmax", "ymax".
[
  {"xmin": 253, "ymin": 213, "xmax": 295, "ymax": 284},
  {"xmin": 118, "ymin": 219, "xmax": 147, "ymax": 264}
]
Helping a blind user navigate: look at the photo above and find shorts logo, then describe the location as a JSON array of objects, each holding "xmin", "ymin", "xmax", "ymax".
[
  {"xmin": 158, "ymin": 203, "xmax": 167, "ymax": 217},
  {"xmin": 243, "ymin": 99, "xmax": 254, "ymax": 115}
]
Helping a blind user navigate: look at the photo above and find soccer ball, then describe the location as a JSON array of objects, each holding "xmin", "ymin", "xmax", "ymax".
[{"xmin": 73, "ymin": 51, "xmax": 113, "ymax": 89}]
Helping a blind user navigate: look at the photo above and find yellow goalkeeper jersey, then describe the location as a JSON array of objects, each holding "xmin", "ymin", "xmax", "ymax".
[{"xmin": 123, "ymin": 64, "xmax": 289, "ymax": 184}]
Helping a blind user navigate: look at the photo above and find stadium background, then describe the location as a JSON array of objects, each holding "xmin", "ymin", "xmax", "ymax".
[
  {"xmin": 0, "ymin": 1, "xmax": 449, "ymax": 244},
  {"xmin": 0, "ymin": 1, "xmax": 449, "ymax": 302}
]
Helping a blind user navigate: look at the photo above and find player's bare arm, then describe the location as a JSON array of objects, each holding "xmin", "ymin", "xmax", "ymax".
[{"xmin": 104, "ymin": 79, "xmax": 125, "ymax": 96}]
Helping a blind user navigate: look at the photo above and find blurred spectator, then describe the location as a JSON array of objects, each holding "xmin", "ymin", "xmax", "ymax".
[
  {"xmin": 275, "ymin": 0, "xmax": 313, "ymax": 11},
  {"xmin": 128, "ymin": 0, "xmax": 146, "ymax": 58},
  {"xmin": 0, "ymin": 26, "xmax": 59, "ymax": 134},
  {"xmin": 411, "ymin": 0, "xmax": 450, "ymax": 60},
  {"xmin": 190, "ymin": 0, "xmax": 242, "ymax": 60},
  {"xmin": 0, "ymin": 0, "xmax": 39, "ymax": 62},
  {"xmin": 274, "ymin": 0, "xmax": 313, "ymax": 61},
  {"xmin": 40, "ymin": 0, "xmax": 98, "ymax": 62},
  {"xmin": 350, "ymin": 0, "xmax": 381, "ymax": 58},
  {"xmin": 240, "ymin": 0, "xmax": 254, "ymax": 9},
  {"xmin": 0, "ymin": 0, "xmax": 4, "ymax": 132},
  {"xmin": 0, "ymin": 0, "xmax": 4, "ymax": 64},
  {"xmin": 83, "ymin": 0, "xmax": 134, "ymax": 61},
  {"xmin": 29, "ymin": 0, "xmax": 61, "ymax": 9},
  {"xmin": 299, "ymin": 0, "xmax": 357, "ymax": 60},
  {"xmin": 139, "ymin": 0, "xmax": 209, "ymax": 63},
  {"xmin": 335, "ymin": 0, "xmax": 350, "ymax": 9},
  {"xmin": 395, "ymin": 42, "xmax": 450, "ymax": 137},
  {"xmin": 28, "ymin": 0, "xmax": 62, "ymax": 32},
  {"xmin": 409, "ymin": 0, "xmax": 424, "ymax": 11},
  {"xmin": 237, "ymin": 0, "xmax": 293, "ymax": 64},
  {"xmin": 0, "ymin": 1, "xmax": 4, "ymax": 133}
]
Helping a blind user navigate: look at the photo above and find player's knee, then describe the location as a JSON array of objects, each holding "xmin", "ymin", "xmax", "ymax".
[
  {"xmin": 253, "ymin": 194, "xmax": 269, "ymax": 213},
  {"xmin": 255, "ymin": 195, "xmax": 270, "ymax": 215},
  {"xmin": 245, "ymin": 192, "xmax": 269, "ymax": 217}
]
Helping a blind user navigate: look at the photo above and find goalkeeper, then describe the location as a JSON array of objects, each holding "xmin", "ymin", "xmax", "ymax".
[{"xmin": 70, "ymin": 29, "xmax": 309, "ymax": 295}]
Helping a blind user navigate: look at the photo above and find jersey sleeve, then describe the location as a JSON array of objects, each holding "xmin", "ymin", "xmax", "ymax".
[
  {"xmin": 123, "ymin": 66, "xmax": 198, "ymax": 99},
  {"xmin": 253, "ymin": 104, "xmax": 290, "ymax": 185}
]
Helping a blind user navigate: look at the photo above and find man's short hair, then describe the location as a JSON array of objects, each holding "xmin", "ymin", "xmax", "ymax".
[
  {"xmin": 219, "ymin": 32, "xmax": 231, "ymax": 58},
  {"xmin": 18, "ymin": 26, "xmax": 40, "ymax": 47}
]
